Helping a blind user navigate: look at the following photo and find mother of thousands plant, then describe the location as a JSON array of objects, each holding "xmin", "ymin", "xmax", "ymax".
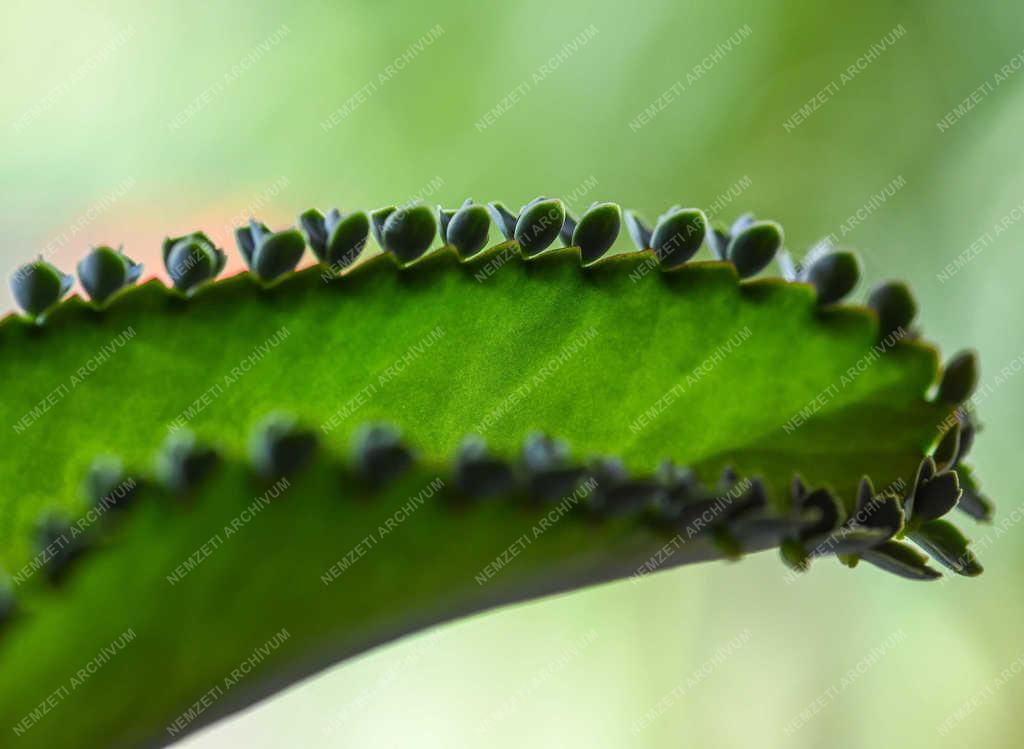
[{"xmin": 0, "ymin": 194, "xmax": 990, "ymax": 746}]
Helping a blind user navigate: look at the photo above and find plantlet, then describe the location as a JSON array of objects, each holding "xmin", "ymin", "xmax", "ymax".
[
  {"xmin": 235, "ymin": 219, "xmax": 306, "ymax": 283},
  {"xmin": 249, "ymin": 412, "xmax": 319, "ymax": 479},
  {"xmin": 514, "ymin": 197, "xmax": 565, "ymax": 255},
  {"xmin": 379, "ymin": 205, "xmax": 437, "ymax": 263},
  {"xmin": 9, "ymin": 257, "xmax": 73, "ymax": 320},
  {"xmin": 726, "ymin": 219, "xmax": 784, "ymax": 278},
  {"xmin": 438, "ymin": 199, "xmax": 491, "ymax": 256},
  {"xmin": 572, "ymin": 202, "xmax": 622, "ymax": 263},
  {"xmin": 162, "ymin": 231, "xmax": 226, "ymax": 293},
  {"xmin": 299, "ymin": 208, "xmax": 371, "ymax": 272},
  {"xmin": 0, "ymin": 193, "xmax": 994, "ymax": 747},
  {"xmin": 76, "ymin": 246, "xmax": 143, "ymax": 303}
]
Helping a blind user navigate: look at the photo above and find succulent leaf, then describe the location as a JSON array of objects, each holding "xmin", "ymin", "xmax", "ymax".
[
  {"xmin": 445, "ymin": 204, "xmax": 491, "ymax": 256},
  {"xmin": 486, "ymin": 201, "xmax": 518, "ymax": 240},
  {"xmin": 649, "ymin": 208, "xmax": 706, "ymax": 269},
  {"xmin": 727, "ymin": 220, "xmax": 783, "ymax": 278},
  {"xmin": 803, "ymin": 250, "xmax": 861, "ymax": 305},
  {"xmin": 572, "ymin": 202, "xmax": 621, "ymax": 263},
  {"xmin": 10, "ymin": 259, "xmax": 72, "ymax": 318},
  {"xmin": 860, "ymin": 540, "xmax": 941, "ymax": 580},
  {"xmin": 0, "ymin": 201, "xmax": 996, "ymax": 746},
  {"xmin": 938, "ymin": 350, "xmax": 979, "ymax": 404},
  {"xmin": 910, "ymin": 519, "xmax": 983, "ymax": 576},
  {"xmin": 381, "ymin": 206, "xmax": 437, "ymax": 263},
  {"xmin": 514, "ymin": 198, "xmax": 565, "ymax": 256}
]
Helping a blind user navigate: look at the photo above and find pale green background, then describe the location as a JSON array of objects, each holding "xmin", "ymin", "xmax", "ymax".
[{"xmin": 2, "ymin": 1, "xmax": 1022, "ymax": 747}]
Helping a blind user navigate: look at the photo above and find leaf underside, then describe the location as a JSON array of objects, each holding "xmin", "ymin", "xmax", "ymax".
[{"xmin": 0, "ymin": 243, "xmax": 984, "ymax": 747}]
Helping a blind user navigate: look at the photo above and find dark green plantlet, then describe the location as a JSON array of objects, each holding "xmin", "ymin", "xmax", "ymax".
[
  {"xmin": 381, "ymin": 205, "xmax": 437, "ymax": 263},
  {"xmin": 581, "ymin": 456, "xmax": 629, "ymax": 512},
  {"xmin": 650, "ymin": 208, "xmax": 707, "ymax": 269},
  {"xmin": 249, "ymin": 412, "xmax": 318, "ymax": 479},
  {"xmin": 235, "ymin": 219, "xmax": 306, "ymax": 283},
  {"xmin": 811, "ymin": 526, "xmax": 891, "ymax": 557},
  {"xmin": 77, "ymin": 246, "xmax": 143, "ymax": 303},
  {"xmin": 706, "ymin": 212, "xmax": 758, "ymax": 263},
  {"xmin": 705, "ymin": 223, "xmax": 731, "ymax": 260},
  {"xmin": 937, "ymin": 350, "xmax": 979, "ymax": 404},
  {"xmin": 727, "ymin": 220, "xmax": 783, "ymax": 278},
  {"xmin": 933, "ymin": 422, "xmax": 961, "ymax": 471},
  {"xmin": 798, "ymin": 488, "xmax": 844, "ymax": 541},
  {"xmin": 351, "ymin": 423, "xmax": 414, "ymax": 484},
  {"xmin": 9, "ymin": 257, "xmax": 73, "ymax": 319},
  {"xmin": 624, "ymin": 210, "xmax": 653, "ymax": 250},
  {"xmin": 83, "ymin": 455, "xmax": 136, "ymax": 512},
  {"xmin": 910, "ymin": 519, "xmax": 983, "ymax": 576},
  {"xmin": 910, "ymin": 471, "xmax": 961, "ymax": 525},
  {"xmin": 33, "ymin": 512, "xmax": 84, "ymax": 584},
  {"xmin": 803, "ymin": 250, "xmax": 861, "ymax": 305},
  {"xmin": 902, "ymin": 456, "xmax": 936, "ymax": 522},
  {"xmin": 162, "ymin": 231, "xmax": 227, "ymax": 294},
  {"xmin": 957, "ymin": 414, "xmax": 976, "ymax": 462},
  {"xmin": 300, "ymin": 208, "xmax": 370, "ymax": 272},
  {"xmin": 860, "ymin": 540, "xmax": 941, "ymax": 580},
  {"xmin": 559, "ymin": 211, "xmax": 578, "ymax": 247},
  {"xmin": 867, "ymin": 280, "xmax": 917, "ymax": 339},
  {"xmin": 572, "ymin": 202, "xmax": 621, "ymax": 263},
  {"xmin": 438, "ymin": 198, "xmax": 475, "ymax": 244},
  {"xmin": 521, "ymin": 432, "xmax": 571, "ymax": 474},
  {"xmin": 453, "ymin": 436, "xmax": 517, "ymax": 498},
  {"xmin": 155, "ymin": 431, "xmax": 220, "ymax": 495},
  {"xmin": 444, "ymin": 202, "xmax": 491, "ymax": 256},
  {"xmin": 854, "ymin": 476, "xmax": 904, "ymax": 538},
  {"xmin": 370, "ymin": 206, "xmax": 396, "ymax": 246},
  {"xmin": 514, "ymin": 198, "xmax": 566, "ymax": 256},
  {"xmin": 437, "ymin": 207, "xmax": 455, "ymax": 243},
  {"xmin": 486, "ymin": 201, "xmax": 518, "ymax": 240},
  {"xmin": 520, "ymin": 433, "xmax": 583, "ymax": 502},
  {"xmin": 957, "ymin": 476, "xmax": 994, "ymax": 522}
]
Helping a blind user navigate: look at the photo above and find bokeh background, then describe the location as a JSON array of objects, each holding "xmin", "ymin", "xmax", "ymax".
[{"xmin": 3, "ymin": 0, "xmax": 1023, "ymax": 746}]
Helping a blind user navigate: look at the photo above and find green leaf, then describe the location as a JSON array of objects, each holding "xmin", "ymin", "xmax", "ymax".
[
  {"xmin": 324, "ymin": 211, "xmax": 370, "ymax": 271},
  {"xmin": 910, "ymin": 519, "xmax": 983, "ymax": 576},
  {"xmin": 938, "ymin": 350, "xmax": 979, "ymax": 404},
  {"xmin": 572, "ymin": 202, "xmax": 621, "ymax": 263},
  {"xmin": 650, "ymin": 208, "xmax": 706, "ymax": 269},
  {"xmin": 955, "ymin": 465, "xmax": 994, "ymax": 521},
  {"xmin": 251, "ymin": 228, "xmax": 306, "ymax": 283},
  {"xmin": 727, "ymin": 220, "xmax": 783, "ymax": 278},
  {"xmin": 9, "ymin": 259, "xmax": 72, "ymax": 318},
  {"xmin": 867, "ymin": 280, "xmax": 917, "ymax": 339},
  {"xmin": 77, "ymin": 246, "xmax": 142, "ymax": 304},
  {"xmin": 910, "ymin": 470, "xmax": 961, "ymax": 525},
  {"xmin": 860, "ymin": 540, "xmax": 941, "ymax": 580},
  {"xmin": 381, "ymin": 206, "xmax": 437, "ymax": 263},
  {"xmin": 803, "ymin": 251, "xmax": 861, "ymax": 305},
  {"xmin": 445, "ymin": 204, "xmax": 492, "ymax": 257},
  {"xmin": 0, "ymin": 239, "xmax": 988, "ymax": 745},
  {"xmin": 514, "ymin": 198, "xmax": 564, "ymax": 256}
]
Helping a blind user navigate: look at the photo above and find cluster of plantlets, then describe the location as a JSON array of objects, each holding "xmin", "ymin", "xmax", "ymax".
[
  {"xmin": 0, "ymin": 193, "xmax": 992, "ymax": 747},
  {"xmin": 12, "ymin": 197, "xmax": 874, "ymax": 313},
  {"xmin": 0, "ymin": 403, "xmax": 983, "ymax": 620}
]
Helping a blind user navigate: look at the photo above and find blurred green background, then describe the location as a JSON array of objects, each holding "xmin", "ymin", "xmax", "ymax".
[{"xmin": 3, "ymin": 0, "xmax": 1023, "ymax": 746}]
